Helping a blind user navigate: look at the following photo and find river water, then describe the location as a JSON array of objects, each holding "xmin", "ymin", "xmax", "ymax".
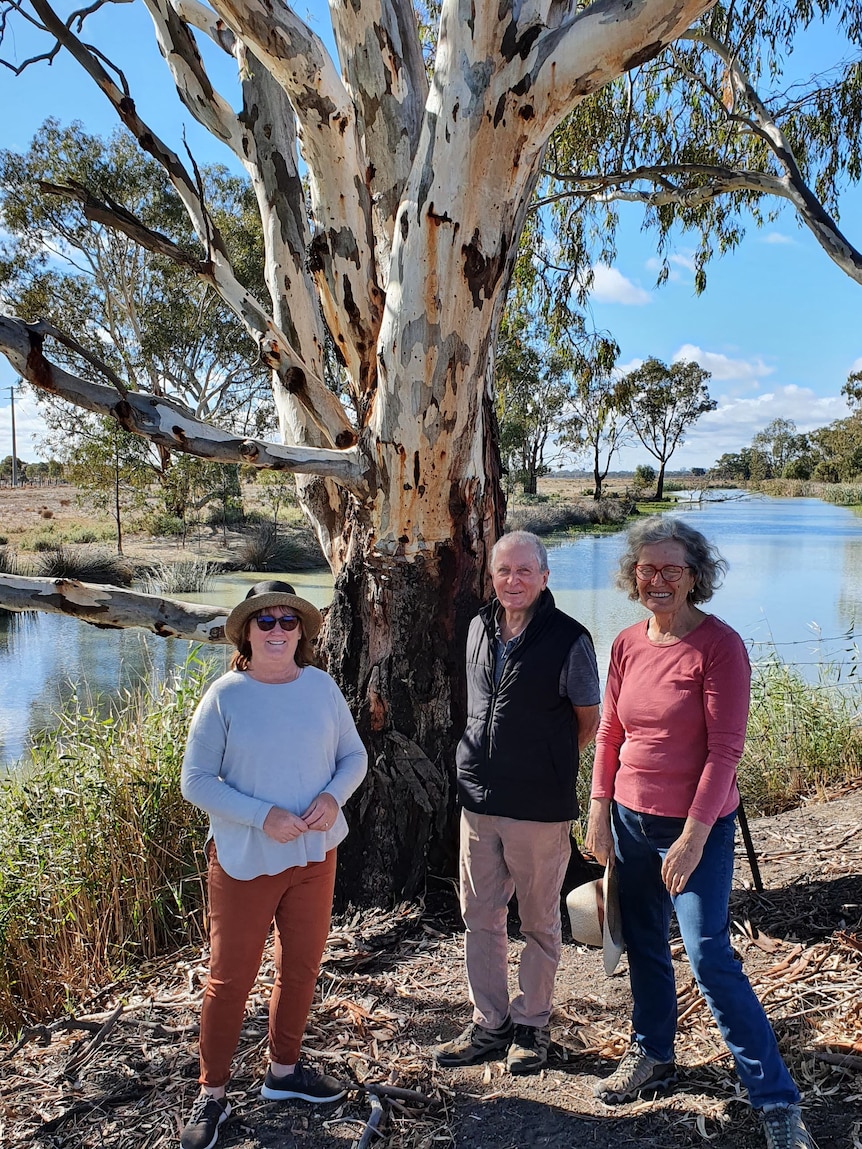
[{"xmin": 2, "ymin": 494, "xmax": 861, "ymax": 769}]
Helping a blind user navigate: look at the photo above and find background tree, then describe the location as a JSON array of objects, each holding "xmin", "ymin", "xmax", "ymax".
[
  {"xmin": 531, "ymin": 0, "xmax": 862, "ymax": 299},
  {"xmin": 62, "ymin": 418, "xmax": 152, "ymax": 553},
  {"xmin": 0, "ymin": 121, "xmax": 272, "ymax": 509},
  {"xmin": 255, "ymin": 469, "xmax": 298, "ymax": 531},
  {"xmin": 620, "ymin": 358, "xmax": 716, "ymax": 499},
  {"xmin": 561, "ymin": 354, "xmax": 630, "ymax": 500},
  {"xmin": 495, "ymin": 312, "xmax": 573, "ymax": 495},
  {"xmin": 0, "ymin": 0, "xmax": 715, "ymax": 902},
  {"xmin": 810, "ymin": 415, "xmax": 862, "ymax": 481},
  {"xmin": 751, "ymin": 418, "xmax": 811, "ymax": 478}
]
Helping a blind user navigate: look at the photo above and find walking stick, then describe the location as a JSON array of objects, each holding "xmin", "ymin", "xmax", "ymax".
[{"xmin": 736, "ymin": 797, "xmax": 764, "ymax": 892}]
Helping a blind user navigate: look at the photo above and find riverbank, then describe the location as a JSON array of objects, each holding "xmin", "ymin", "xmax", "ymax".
[
  {"xmin": 0, "ymin": 480, "xmax": 646, "ymax": 576},
  {"xmin": 3, "ymin": 782, "xmax": 860, "ymax": 1149}
]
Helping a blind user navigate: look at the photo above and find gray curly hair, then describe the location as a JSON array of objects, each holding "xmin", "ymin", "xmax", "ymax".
[{"xmin": 616, "ymin": 516, "xmax": 727, "ymax": 604}]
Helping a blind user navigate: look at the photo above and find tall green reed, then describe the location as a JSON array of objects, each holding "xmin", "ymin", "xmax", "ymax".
[
  {"xmin": 741, "ymin": 654, "xmax": 862, "ymax": 812},
  {"xmin": 0, "ymin": 655, "xmax": 215, "ymax": 1035}
]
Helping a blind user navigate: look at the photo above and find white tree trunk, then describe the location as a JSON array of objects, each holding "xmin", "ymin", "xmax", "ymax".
[{"xmin": 0, "ymin": 0, "xmax": 717, "ymax": 900}]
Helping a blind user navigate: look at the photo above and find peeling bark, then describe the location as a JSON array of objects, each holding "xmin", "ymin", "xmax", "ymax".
[{"xmin": 0, "ymin": 576, "xmax": 230, "ymax": 642}]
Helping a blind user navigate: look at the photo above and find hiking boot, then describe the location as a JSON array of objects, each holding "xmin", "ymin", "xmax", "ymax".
[
  {"xmin": 434, "ymin": 1018, "xmax": 514, "ymax": 1067},
  {"xmin": 593, "ymin": 1044, "xmax": 677, "ymax": 1104},
  {"xmin": 260, "ymin": 1062, "xmax": 347, "ymax": 1103},
  {"xmin": 180, "ymin": 1094, "xmax": 230, "ymax": 1149},
  {"xmin": 760, "ymin": 1104, "xmax": 818, "ymax": 1149},
  {"xmin": 506, "ymin": 1023, "xmax": 550, "ymax": 1075}
]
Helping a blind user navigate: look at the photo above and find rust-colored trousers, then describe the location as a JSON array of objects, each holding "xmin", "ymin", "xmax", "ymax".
[{"xmin": 199, "ymin": 843, "xmax": 337, "ymax": 1087}]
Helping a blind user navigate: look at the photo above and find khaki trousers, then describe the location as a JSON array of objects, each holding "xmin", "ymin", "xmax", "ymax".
[
  {"xmin": 199, "ymin": 843, "xmax": 337, "ymax": 1088},
  {"xmin": 459, "ymin": 809, "xmax": 571, "ymax": 1030}
]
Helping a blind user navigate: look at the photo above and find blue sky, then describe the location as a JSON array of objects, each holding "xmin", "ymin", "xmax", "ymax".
[{"xmin": 1, "ymin": 1, "xmax": 860, "ymax": 471}]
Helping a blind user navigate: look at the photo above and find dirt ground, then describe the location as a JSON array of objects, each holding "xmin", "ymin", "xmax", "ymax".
[
  {"xmin": 2, "ymin": 785, "xmax": 860, "ymax": 1149},
  {"xmin": 0, "ymin": 483, "xmax": 305, "ymax": 569}
]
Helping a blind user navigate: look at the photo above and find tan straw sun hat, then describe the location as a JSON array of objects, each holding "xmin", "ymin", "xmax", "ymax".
[
  {"xmin": 565, "ymin": 860, "xmax": 625, "ymax": 976},
  {"xmin": 225, "ymin": 580, "xmax": 323, "ymax": 647}
]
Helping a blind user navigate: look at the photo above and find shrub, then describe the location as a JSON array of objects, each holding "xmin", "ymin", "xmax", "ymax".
[
  {"xmin": 139, "ymin": 510, "xmax": 186, "ymax": 537},
  {"xmin": 0, "ymin": 546, "xmax": 16, "ymax": 575},
  {"xmin": 820, "ymin": 484, "xmax": 862, "ymax": 506},
  {"xmin": 32, "ymin": 535, "xmax": 60, "ymax": 552},
  {"xmin": 234, "ymin": 524, "xmax": 325, "ymax": 572},
  {"xmin": 506, "ymin": 498, "xmax": 632, "ymax": 536},
  {"xmin": 143, "ymin": 559, "xmax": 218, "ymax": 595},
  {"xmin": 34, "ymin": 546, "xmax": 135, "ymax": 586},
  {"xmin": 0, "ymin": 658, "xmax": 215, "ymax": 1032},
  {"xmin": 64, "ymin": 526, "xmax": 102, "ymax": 544}
]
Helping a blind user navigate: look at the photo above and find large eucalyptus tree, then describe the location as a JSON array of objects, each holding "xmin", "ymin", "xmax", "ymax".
[{"xmin": 0, "ymin": 0, "xmax": 715, "ymax": 901}]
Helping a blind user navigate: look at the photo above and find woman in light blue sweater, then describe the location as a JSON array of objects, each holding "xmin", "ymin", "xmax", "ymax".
[{"xmin": 179, "ymin": 581, "xmax": 367, "ymax": 1149}]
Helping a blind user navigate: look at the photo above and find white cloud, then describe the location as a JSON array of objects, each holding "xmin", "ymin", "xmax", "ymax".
[
  {"xmin": 644, "ymin": 252, "xmax": 697, "ymax": 283},
  {"xmin": 590, "ymin": 265, "xmax": 652, "ymax": 306},
  {"xmin": 849, "ymin": 357, "xmax": 862, "ymax": 375},
  {"xmin": 762, "ymin": 232, "xmax": 795, "ymax": 245},
  {"xmin": 672, "ymin": 343, "xmax": 774, "ymax": 388},
  {"xmin": 615, "ymin": 385, "xmax": 852, "ymax": 472}
]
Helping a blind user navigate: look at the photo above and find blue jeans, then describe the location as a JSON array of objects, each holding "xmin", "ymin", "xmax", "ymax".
[{"xmin": 612, "ymin": 803, "xmax": 799, "ymax": 1109}]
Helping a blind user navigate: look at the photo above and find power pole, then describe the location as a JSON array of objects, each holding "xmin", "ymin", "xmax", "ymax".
[{"xmin": 8, "ymin": 383, "xmax": 18, "ymax": 488}]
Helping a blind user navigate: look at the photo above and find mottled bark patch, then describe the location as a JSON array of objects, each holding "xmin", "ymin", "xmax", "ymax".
[{"xmin": 461, "ymin": 229, "xmax": 509, "ymax": 309}]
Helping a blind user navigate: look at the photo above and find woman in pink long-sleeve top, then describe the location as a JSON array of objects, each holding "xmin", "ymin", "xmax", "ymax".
[{"xmin": 585, "ymin": 517, "xmax": 814, "ymax": 1149}]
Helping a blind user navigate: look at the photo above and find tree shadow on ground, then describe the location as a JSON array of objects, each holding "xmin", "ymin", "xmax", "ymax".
[{"xmin": 730, "ymin": 873, "xmax": 862, "ymax": 942}]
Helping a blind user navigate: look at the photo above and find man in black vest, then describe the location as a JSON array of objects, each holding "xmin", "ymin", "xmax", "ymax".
[{"xmin": 435, "ymin": 531, "xmax": 600, "ymax": 1074}]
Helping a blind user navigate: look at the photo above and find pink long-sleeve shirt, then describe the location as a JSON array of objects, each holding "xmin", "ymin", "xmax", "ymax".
[{"xmin": 592, "ymin": 614, "xmax": 751, "ymax": 826}]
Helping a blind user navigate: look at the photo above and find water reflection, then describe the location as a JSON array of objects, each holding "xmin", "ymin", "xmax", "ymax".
[
  {"xmin": 2, "ymin": 495, "xmax": 862, "ymax": 769},
  {"xmin": 0, "ymin": 570, "xmax": 335, "ymax": 770}
]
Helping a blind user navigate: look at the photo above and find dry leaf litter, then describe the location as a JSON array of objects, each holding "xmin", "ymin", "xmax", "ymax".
[{"xmin": 2, "ymin": 784, "xmax": 860, "ymax": 1149}]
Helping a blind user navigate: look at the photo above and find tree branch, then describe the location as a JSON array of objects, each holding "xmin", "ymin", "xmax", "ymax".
[
  {"xmin": 681, "ymin": 27, "xmax": 862, "ymax": 283},
  {"xmin": 529, "ymin": 0, "xmax": 719, "ymax": 132},
  {"xmin": 328, "ymin": 0, "xmax": 427, "ymax": 240},
  {"xmin": 25, "ymin": 317, "xmax": 130, "ymax": 398},
  {"xmin": 0, "ymin": 315, "xmax": 369, "ymax": 494},
  {"xmin": 206, "ymin": 0, "xmax": 384, "ymax": 393},
  {"xmin": 27, "ymin": 0, "xmax": 357, "ymax": 447},
  {"xmin": 0, "ymin": 574, "xmax": 231, "ymax": 642}
]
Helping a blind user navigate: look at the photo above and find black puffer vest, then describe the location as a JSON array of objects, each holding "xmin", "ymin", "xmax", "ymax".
[{"xmin": 455, "ymin": 589, "xmax": 589, "ymax": 821}]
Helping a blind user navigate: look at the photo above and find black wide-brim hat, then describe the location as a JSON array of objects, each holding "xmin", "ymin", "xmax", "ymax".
[{"xmin": 225, "ymin": 580, "xmax": 322, "ymax": 647}]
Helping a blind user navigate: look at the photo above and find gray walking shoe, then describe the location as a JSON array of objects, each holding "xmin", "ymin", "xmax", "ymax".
[
  {"xmin": 434, "ymin": 1018, "xmax": 514, "ymax": 1067},
  {"xmin": 506, "ymin": 1023, "xmax": 550, "ymax": 1075},
  {"xmin": 760, "ymin": 1104, "xmax": 817, "ymax": 1149},
  {"xmin": 594, "ymin": 1043, "xmax": 677, "ymax": 1104}
]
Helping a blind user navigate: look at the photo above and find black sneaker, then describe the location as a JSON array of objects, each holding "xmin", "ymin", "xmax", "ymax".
[
  {"xmin": 434, "ymin": 1018, "xmax": 514, "ymax": 1067},
  {"xmin": 594, "ymin": 1044, "xmax": 677, "ymax": 1104},
  {"xmin": 506, "ymin": 1023, "xmax": 550, "ymax": 1075},
  {"xmin": 180, "ymin": 1094, "xmax": 230, "ymax": 1149},
  {"xmin": 260, "ymin": 1062, "xmax": 347, "ymax": 1103}
]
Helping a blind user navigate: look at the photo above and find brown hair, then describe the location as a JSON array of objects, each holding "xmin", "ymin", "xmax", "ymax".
[{"xmin": 229, "ymin": 611, "xmax": 318, "ymax": 672}]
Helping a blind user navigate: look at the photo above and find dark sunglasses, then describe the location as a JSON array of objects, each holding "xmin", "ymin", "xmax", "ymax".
[{"xmin": 254, "ymin": 614, "xmax": 300, "ymax": 632}]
